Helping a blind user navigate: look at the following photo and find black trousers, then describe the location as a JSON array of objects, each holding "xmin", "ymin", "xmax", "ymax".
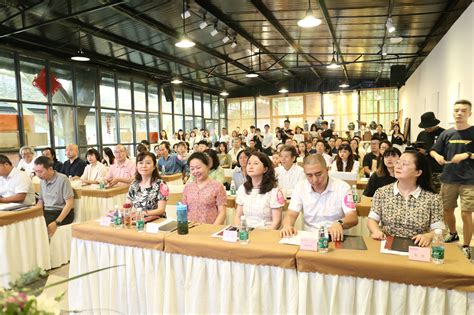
[{"xmin": 44, "ymin": 209, "xmax": 74, "ymax": 226}]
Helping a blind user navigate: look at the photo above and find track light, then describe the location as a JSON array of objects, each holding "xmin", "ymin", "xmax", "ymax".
[
  {"xmin": 220, "ymin": 91, "xmax": 229, "ymax": 97},
  {"xmin": 279, "ymin": 88, "xmax": 289, "ymax": 94},
  {"xmin": 230, "ymin": 41, "xmax": 237, "ymax": 48},
  {"xmin": 180, "ymin": 2, "xmax": 190, "ymax": 19},
  {"xmin": 210, "ymin": 23, "xmax": 219, "ymax": 37},
  {"xmin": 298, "ymin": 0, "xmax": 321, "ymax": 28},
  {"xmin": 199, "ymin": 20, "xmax": 208, "ymax": 29},
  {"xmin": 222, "ymin": 32, "xmax": 231, "ymax": 43},
  {"xmin": 386, "ymin": 18, "xmax": 395, "ymax": 33},
  {"xmin": 381, "ymin": 46, "xmax": 388, "ymax": 56}
]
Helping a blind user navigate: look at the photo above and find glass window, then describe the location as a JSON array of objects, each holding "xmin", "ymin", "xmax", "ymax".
[
  {"xmin": 0, "ymin": 102, "xmax": 20, "ymax": 149},
  {"xmin": 149, "ymin": 114, "xmax": 159, "ymax": 143},
  {"xmin": 212, "ymin": 96, "xmax": 219, "ymax": 119},
  {"xmin": 203, "ymin": 94, "xmax": 211, "ymax": 119},
  {"xmin": 161, "ymin": 88, "xmax": 172, "ymax": 113},
  {"xmin": 50, "ymin": 63, "xmax": 73, "ymax": 104},
  {"xmin": 184, "ymin": 90, "xmax": 193, "ymax": 115},
  {"xmin": 219, "ymin": 98, "xmax": 226, "ymax": 119},
  {"xmin": 162, "ymin": 114, "xmax": 173, "ymax": 135},
  {"xmin": 134, "ymin": 81, "xmax": 146, "ymax": 111},
  {"xmin": 76, "ymin": 66, "xmax": 96, "ymax": 106},
  {"xmin": 119, "ymin": 111, "xmax": 133, "ymax": 143},
  {"xmin": 174, "ymin": 90, "xmax": 183, "ymax": 115},
  {"xmin": 174, "ymin": 115, "xmax": 183, "ymax": 132},
  {"xmin": 117, "ymin": 78, "xmax": 132, "ymax": 110},
  {"xmin": 148, "ymin": 83, "xmax": 159, "ymax": 113},
  {"xmin": 100, "ymin": 72, "xmax": 115, "ymax": 108},
  {"xmin": 323, "ymin": 91, "xmax": 358, "ymax": 134},
  {"xmin": 272, "ymin": 96, "xmax": 303, "ymax": 116},
  {"xmin": 0, "ymin": 52, "xmax": 17, "ymax": 100},
  {"xmin": 53, "ymin": 106, "xmax": 75, "ymax": 146},
  {"xmin": 78, "ymin": 107, "xmax": 97, "ymax": 146},
  {"xmin": 256, "ymin": 97, "xmax": 270, "ymax": 119},
  {"xmin": 55, "ymin": 148, "xmax": 67, "ymax": 163},
  {"xmin": 20, "ymin": 56, "xmax": 48, "ymax": 102},
  {"xmin": 184, "ymin": 116, "xmax": 194, "ymax": 133},
  {"xmin": 241, "ymin": 98, "xmax": 254, "ymax": 119},
  {"xmin": 22, "ymin": 103, "xmax": 50, "ymax": 147},
  {"xmin": 360, "ymin": 88, "xmax": 398, "ymax": 132},
  {"xmin": 195, "ymin": 117, "xmax": 203, "ymax": 129},
  {"xmin": 194, "ymin": 92, "xmax": 202, "ymax": 116},
  {"xmin": 135, "ymin": 112, "xmax": 148, "ymax": 142},
  {"xmin": 305, "ymin": 93, "xmax": 322, "ymax": 118},
  {"xmin": 101, "ymin": 109, "xmax": 117, "ymax": 144}
]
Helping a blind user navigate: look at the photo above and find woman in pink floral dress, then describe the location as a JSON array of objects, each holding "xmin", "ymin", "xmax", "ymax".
[{"xmin": 183, "ymin": 152, "xmax": 227, "ymax": 224}]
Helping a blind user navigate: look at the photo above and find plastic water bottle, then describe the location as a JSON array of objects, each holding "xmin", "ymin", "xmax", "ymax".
[
  {"xmin": 318, "ymin": 226, "xmax": 329, "ymax": 253},
  {"xmin": 431, "ymin": 229, "xmax": 445, "ymax": 264},
  {"xmin": 114, "ymin": 205, "xmax": 123, "ymax": 229},
  {"xmin": 239, "ymin": 215, "xmax": 249, "ymax": 244},
  {"xmin": 230, "ymin": 180, "xmax": 236, "ymax": 195},
  {"xmin": 176, "ymin": 202, "xmax": 188, "ymax": 235},
  {"xmin": 136, "ymin": 208, "xmax": 145, "ymax": 232},
  {"xmin": 352, "ymin": 185, "xmax": 359, "ymax": 203}
]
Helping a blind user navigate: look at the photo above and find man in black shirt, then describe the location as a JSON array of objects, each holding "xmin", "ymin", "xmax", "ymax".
[
  {"xmin": 362, "ymin": 139, "xmax": 380, "ymax": 177},
  {"xmin": 60, "ymin": 144, "xmax": 87, "ymax": 179},
  {"xmin": 320, "ymin": 121, "xmax": 333, "ymax": 140},
  {"xmin": 416, "ymin": 112, "xmax": 445, "ymax": 193},
  {"xmin": 371, "ymin": 124, "xmax": 388, "ymax": 141},
  {"xmin": 431, "ymin": 100, "xmax": 474, "ymax": 260}
]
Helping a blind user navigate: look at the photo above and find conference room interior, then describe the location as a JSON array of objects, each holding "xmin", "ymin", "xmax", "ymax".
[{"xmin": 0, "ymin": 0, "xmax": 473, "ymax": 313}]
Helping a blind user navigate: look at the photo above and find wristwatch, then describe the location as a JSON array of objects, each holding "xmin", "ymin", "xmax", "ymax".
[
  {"xmin": 337, "ymin": 219, "xmax": 344, "ymax": 226},
  {"xmin": 467, "ymin": 152, "xmax": 472, "ymax": 159},
  {"xmin": 55, "ymin": 220, "xmax": 62, "ymax": 226}
]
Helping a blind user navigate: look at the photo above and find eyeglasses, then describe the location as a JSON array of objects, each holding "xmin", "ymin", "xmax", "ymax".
[{"xmin": 394, "ymin": 160, "xmax": 412, "ymax": 168}]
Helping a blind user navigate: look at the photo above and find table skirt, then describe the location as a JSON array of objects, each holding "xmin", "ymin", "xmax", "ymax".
[
  {"xmin": 297, "ymin": 271, "xmax": 473, "ymax": 315},
  {"xmin": 0, "ymin": 216, "xmax": 51, "ymax": 288},
  {"xmin": 76, "ymin": 194, "xmax": 127, "ymax": 222}
]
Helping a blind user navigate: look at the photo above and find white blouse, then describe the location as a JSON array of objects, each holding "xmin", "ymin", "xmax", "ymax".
[
  {"xmin": 81, "ymin": 162, "xmax": 108, "ymax": 181},
  {"xmin": 330, "ymin": 160, "xmax": 359, "ymax": 174},
  {"xmin": 236, "ymin": 186, "xmax": 284, "ymax": 228}
]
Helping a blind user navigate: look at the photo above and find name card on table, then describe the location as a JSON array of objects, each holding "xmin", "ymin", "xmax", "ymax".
[
  {"xmin": 408, "ymin": 246, "xmax": 431, "ymax": 262},
  {"xmin": 300, "ymin": 237, "xmax": 318, "ymax": 251},
  {"xmin": 99, "ymin": 216, "xmax": 111, "ymax": 227},
  {"xmin": 146, "ymin": 223, "xmax": 160, "ymax": 234},
  {"xmin": 222, "ymin": 230, "xmax": 238, "ymax": 243}
]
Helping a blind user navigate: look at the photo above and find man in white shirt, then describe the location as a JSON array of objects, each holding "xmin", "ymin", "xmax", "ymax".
[
  {"xmin": 0, "ymin": 154, "xmax": 35, "ymax": 205},
  {"xmin": 228, "ymin": 137, "xmax": 243, "ymax": 166},
  {"xmin": 219, "ymin": 127, "xmax": 231, "ymax": 147},
  {"xmin": 246, "ymin": 125, "xmax": 256, "ymax": 147},
  {"xmin": 17, "ymin": 146, "xmax": 36, "ymax": 177},
  {"xmin": 280, "ymin": 154, "xmax": 358, "ymax": 241},
  {"xmin": 315, "ymin": 140, "xmax": 333, "ymax": 166},
  {"xmin": 262, "ymin": 124, "xmax": 274, "ymax": 155},
  {"xmin": 275, "ymin": 145, "xmax": 305, "ymax": 196}
]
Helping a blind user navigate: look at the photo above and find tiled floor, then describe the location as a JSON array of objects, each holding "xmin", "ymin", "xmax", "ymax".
[{"xmin": 39, "ymin": 264, "xmax": 69, "ymax": 311}]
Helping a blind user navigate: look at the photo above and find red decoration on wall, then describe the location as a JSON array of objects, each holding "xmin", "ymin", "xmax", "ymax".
[{"xmin": 32, "ymin": 67, "xmax": 62, "ymax": 97}]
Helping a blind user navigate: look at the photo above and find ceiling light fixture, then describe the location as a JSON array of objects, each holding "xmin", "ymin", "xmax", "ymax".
[
  {"xmin": 390, "ymin": 36, "xmax": 403, "ymax": 44},
  {"xmin": 386, "ymin": 18, "xmax": 396, "ymax": 33},
  {"xmin": 279, "ymin": 88, "xmax": 289, "ymax": 94},
  {"xmin": 71, "ymin": 30, "xmax": 90, "ymax": 62},
  {"xmin": 381, "ymin": 46, "xmax": 388, "ymax": 56},
  {"xmin": 245, "ymin": 44, "xmax": 259, "ymax": 78},
  {"xmin": 230, "ymin": 40, "xmax": 237, "ymax": 48},
  {"xmin": 199, "ymin": 14, "xmax": 208, "ymax": 29},
  {"xmin": 180, "ymin": 1, "xmax": 190, "ymax": 19},
  {"xmin": 222, "ymin": 30, "xmax": 231, "ymax": 43},
  {"xmin": 175, "ymin": 0, "xmax": 195, "ymax": 48},
  {"xmin": 298, "ymin": 0, "xmax": 322, "ymax": 28},
  {"xmin": 339, "ymin": 82, "xmax": 350, "ymax": 88},
  {"xmin": 210, "ymin": 23, "xmax": 219, "ymax": 37},
  {"xmin": 220, "ymin": 91, "xmax": 229, "ymax": 97},
  {"xmin": 327, "ymin": 42, "xmax": 341, "ymax": 69},
  {"xmin": 171, "ymin": 78, "xmax": 183, "ymax": 84}
]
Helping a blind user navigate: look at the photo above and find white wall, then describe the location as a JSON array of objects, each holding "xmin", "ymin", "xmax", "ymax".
[{"xmin": 399, "ymin": 4, "xmax": 473, "ymax": 140}]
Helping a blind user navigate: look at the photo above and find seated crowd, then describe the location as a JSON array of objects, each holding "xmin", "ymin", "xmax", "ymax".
[{"xmin": 1, "ymin": 99, "xmax": 472, "ymax": 259}]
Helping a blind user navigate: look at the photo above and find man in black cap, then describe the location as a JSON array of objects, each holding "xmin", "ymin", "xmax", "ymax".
[{"xmin": 416, "ymin": 112, "xmax": 445, "ymax": 193}]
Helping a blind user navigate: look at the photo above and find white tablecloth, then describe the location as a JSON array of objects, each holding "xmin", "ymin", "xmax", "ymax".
[
  {"xmin": 68, "ymin": 238, "xmax": 298, "ymax": 314},
  {"xmin": 76, "ymin": 194, "xmax": 127, "ymax": 222},
  {"xmin": 0, "ymin": 216, "xmax": 51, "ymax": 288},
  {"xmin": 298, "ymin": 271, "xmax": 473, "ymax": 315}
]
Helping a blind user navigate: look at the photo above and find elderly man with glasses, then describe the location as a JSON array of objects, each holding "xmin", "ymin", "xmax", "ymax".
[{"xmin": 105, "ymin": 144, "xmax": 136, "ymax": 187}]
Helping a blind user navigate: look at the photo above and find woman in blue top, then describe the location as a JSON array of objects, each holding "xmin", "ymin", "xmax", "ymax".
[{"xmin": 232, "ymin": 150, "xmax": 251, "ymax": 189}]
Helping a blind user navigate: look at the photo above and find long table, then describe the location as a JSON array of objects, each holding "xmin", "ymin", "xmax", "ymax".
[
  {"xmin": 68, "ymin": 220, "xmax": 473, "ymax": 314},
  {"xmin": 0, "ymin": 205, "xmax": 51, "ymax": 288}
]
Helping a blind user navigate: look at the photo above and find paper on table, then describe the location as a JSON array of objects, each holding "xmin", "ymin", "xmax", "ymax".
[
  {"xmin": 0, "ymin": 203, "xmax": 25, "ymax": 211},
  {"xmin": 279, "ymin": 230, "xmax": 317, "ymax": 246},
  {"xmin": 380, "ymin": 240, "xmax": 409, "ymax": 256}
]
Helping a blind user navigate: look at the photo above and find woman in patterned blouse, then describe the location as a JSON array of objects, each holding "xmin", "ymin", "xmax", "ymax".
[
  {"xmin": 367, "ymin": 151, "xmax": 444, "ymax": 247},
  {"xmin": 126, "ymin": 152, "xmax": 169, "ymax": 217},
  {"xmin": 183, "ymin": 152, "xmax": 227, "ymax": 224}
]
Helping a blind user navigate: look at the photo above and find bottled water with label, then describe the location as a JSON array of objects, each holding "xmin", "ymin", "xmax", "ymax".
[
  {"xmin": 318, "ymin": 226, "xmax": 329, "ymax": 253},
  {"xmin": 239, "ymin": 215, "xmax": 249, "ymax": 244},
  {"xmin": 431, "ymin": 229, "xmax": 445, "ymax": 264}
]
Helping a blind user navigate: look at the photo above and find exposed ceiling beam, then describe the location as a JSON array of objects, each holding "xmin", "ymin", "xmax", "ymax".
[
  {"xmin": 250, "ymin": 0, "xmax": 323, "ymax": 80},
  {"xmin": 104, "ymin": 2, "xmax": 272, "ymax": 85},
  {"xmin": 194, "ymin": 0, "xmax": 296, "ymax": 77},
  {"xmin": 17, "ymin": 6, "xmax": 246, "ymax": 88},
  {"xmin": 405, "ymin": 0, "xmax": 467, "ymax": 75},
  {"xmin": 317, "ymin": 0, "xmax": 349, "ymax": 82},
  {"xmin": 375, "ymin": 0, "xmax": 395, "ymax": 83},
  {"xmin": 0, "ymin": 27, "xmax": 224, "ymax": 93}
]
